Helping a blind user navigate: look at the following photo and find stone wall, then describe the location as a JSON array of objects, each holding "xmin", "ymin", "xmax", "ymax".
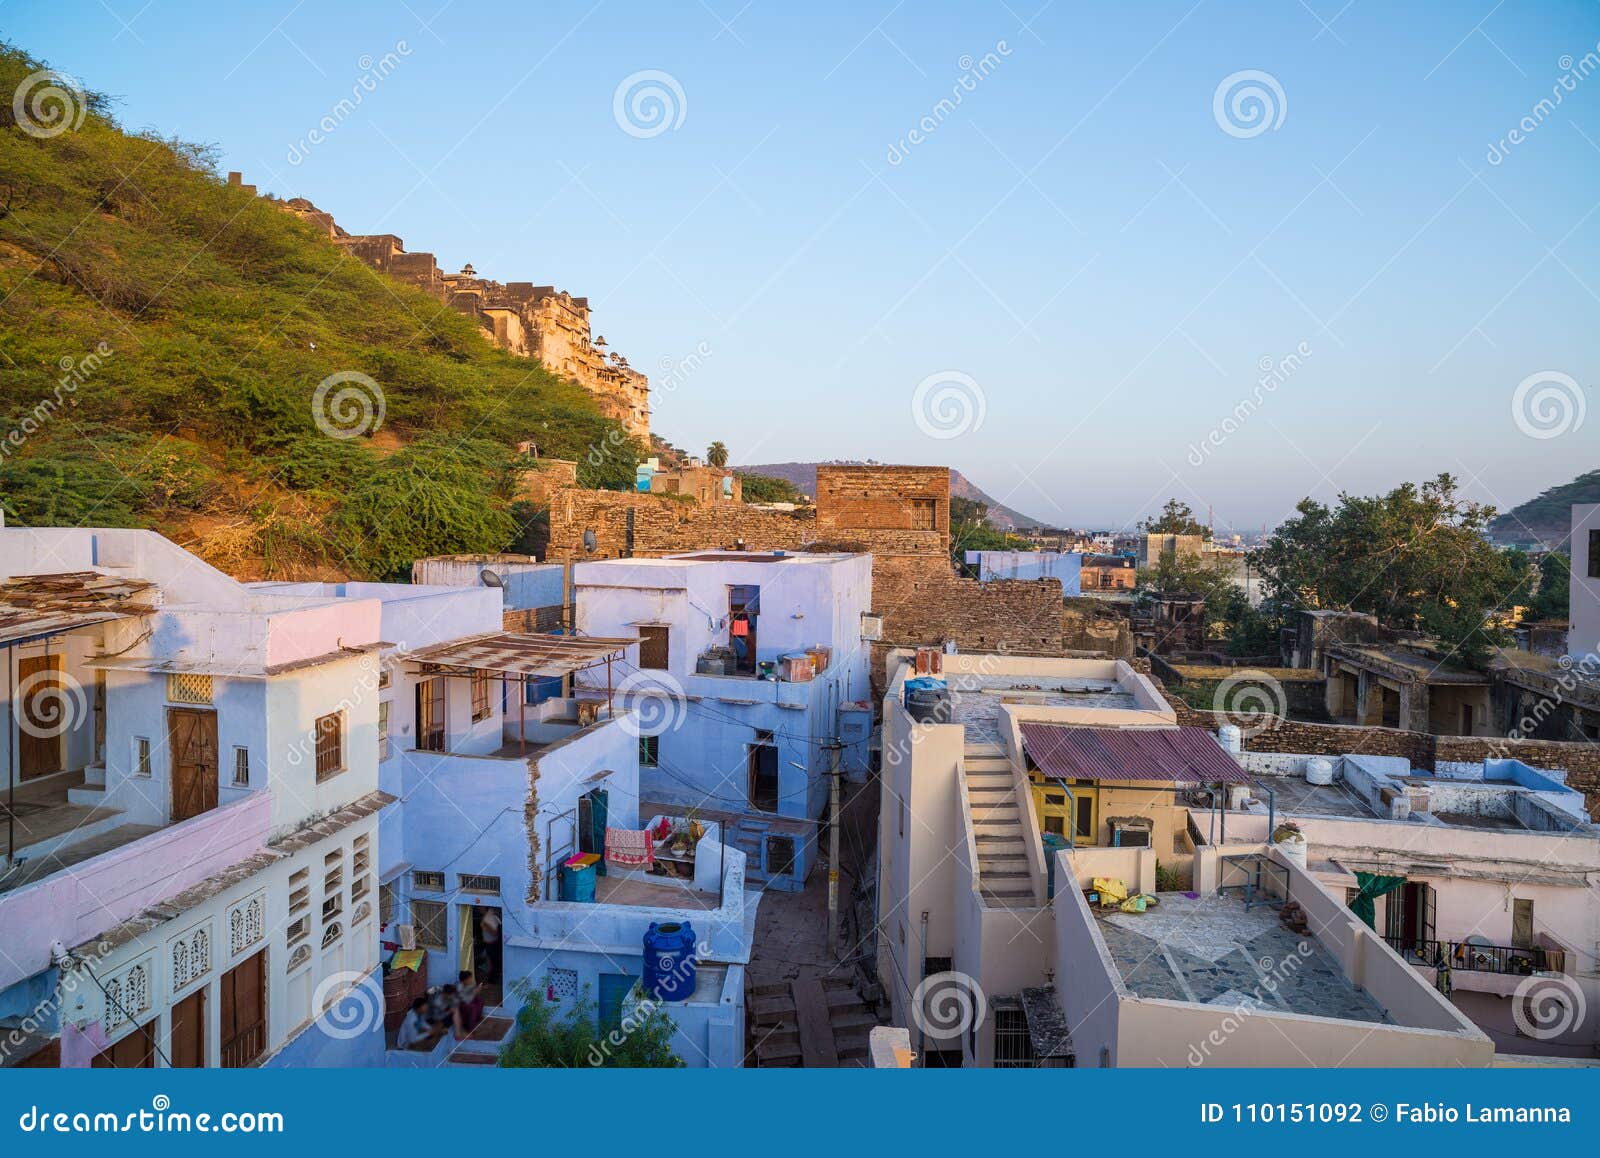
[
  {"xmin": 547, "ymin": 488, "xmax": 819, "ymax": 561},
  {"xmin": 1159, "ymin": 682, "xmax": 1600, "ymax": 819},
  {"xmin": 813, "ymin": 465, "xmax": 950, "ymax": 559}
]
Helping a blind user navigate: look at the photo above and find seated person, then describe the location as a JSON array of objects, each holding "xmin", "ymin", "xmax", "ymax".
[
  {"xmin": 396, "ymin": 997, "xmax": 442, "ymax": 1050},
  {"xmin": 431, "ymin": 983, "xmax": 466, "ymax": 1039},
  {"xmin": 457, "ymin": 971, "xmax": 484, "ymax": 1032}
]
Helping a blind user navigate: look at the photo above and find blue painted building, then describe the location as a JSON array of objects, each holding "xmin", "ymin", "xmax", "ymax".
[
  {"xmin": 573, "ymin": 551, "xmax": 873, "ymax": 890},
  {"xmin": 963, "ymin": 550, "xmax": 1083, "ymax": 593}
]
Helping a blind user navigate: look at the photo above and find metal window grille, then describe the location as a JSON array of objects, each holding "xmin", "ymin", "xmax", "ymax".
[
  {"xmin": 314, "ymin": 712, "xmax": 344, "ymax": 780},
  {"xmin": 232, "ymin": 746, "xmax": 249, "ymax": 786},
  {"xmin": 992, "ymin": 1002, "xmax": 1036, "ymax": 1068},
  {"xmin": 471, "ymin": 671, "xmax": 491, "ymax": 722},
  {"xmin": 410, "ymin": 900, "xmax": 447, "ymax": 949},
  {"xmin": 458, "ymin": 873, "xmax": 501, "ymax": 894},
  {"xmin": 411, "ymin": 870, "xmax": 445, "ymax": 892}
]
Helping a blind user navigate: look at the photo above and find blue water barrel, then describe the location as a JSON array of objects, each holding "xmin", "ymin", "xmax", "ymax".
[
  {"xmin": 560, "ymin": 860, "xmax": 597, "ymax": 902},
  {"xmin": 642, "ymin": 920, "xmax": 697, "ymax": 1001}
]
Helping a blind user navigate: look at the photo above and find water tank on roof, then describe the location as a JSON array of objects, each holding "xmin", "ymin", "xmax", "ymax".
[
  {"xmin": 643, "ymin": 921, "xmax": 697, "ymax": 1002},
  {"xmin": 1305, "ymin": 758, "xmax": 1334, "ymax": 786},
  {"xmin": 1218, "ymin": 725, "xmax": 1243, "ymax": 754}
]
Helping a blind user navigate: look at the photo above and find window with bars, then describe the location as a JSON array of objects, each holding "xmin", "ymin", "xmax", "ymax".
[
  {"xmin": 458, "ymin": 873, "xmax": 500, "ymax": 894},
  {"xmin": 992, "ymin": 1002, "xmax": 1036, "ymax": 1068},
  {"xmin": 167, "ymin": 673, "xmax": 213, "ymax": 705},
  {"xmin": 639, "ymin": 735, "xmax": 659, "ymax": 767},
  {"xmin": 314, "ymin": 712, "xmax": 345, "ymax": 781},
  {"xmin": 410, "ymin": 900, "xmax": 447, "ymax": 949},
  {"xmin": 471, "ymin": 671, "xmax": 492, "ymax": 722},
  {"xmin": 134, "ymin": 737, "xmax": 152, "ymax": 778},
  {"xmin": 412, "ymin": 870, "xmax": 445, "ymax": 892},
  {"xmin": 232, "ymin": 747, "xmax": 250, "ymax": 786},
  {"xmin": 378, "ymin": 700, "xmax": 391, "ymax": 762},
  {"xmin": 379, "ymin": 881, "xmax": 398, "ymax": 926}
]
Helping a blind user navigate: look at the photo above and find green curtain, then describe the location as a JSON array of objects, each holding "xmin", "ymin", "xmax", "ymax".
[{"xmin": 1348, "ymin": 871, "xmax": 1405, "ymax": 929}]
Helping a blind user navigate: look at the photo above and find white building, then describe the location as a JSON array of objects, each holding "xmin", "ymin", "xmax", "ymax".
[
  {"xmin": 0, "ymin": 529, "xmax": 389, "ymax": 1069},
  {"xmin": 573, "ymin": 551, "xmax": 873, "ymax": 890},
  {"xmin": 1571, "ymin": 503, "xmax": 1599, "ymax": 664}
]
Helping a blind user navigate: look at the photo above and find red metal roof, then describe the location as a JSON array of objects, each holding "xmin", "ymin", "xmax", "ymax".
[{"xmin": 1019, "ymin": 723, "xmax": 1248, "ymax": 784}]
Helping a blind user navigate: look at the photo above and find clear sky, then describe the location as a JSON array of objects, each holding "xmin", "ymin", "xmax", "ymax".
[{"xmin": 10, "ymin": 1, "xmax": 1598, "ymax": 532}]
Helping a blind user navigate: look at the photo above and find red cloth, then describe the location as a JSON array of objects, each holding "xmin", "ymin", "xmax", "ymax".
[{"xmin": 605, "ymin": 827, "xmax": 655, "ymax": 868}]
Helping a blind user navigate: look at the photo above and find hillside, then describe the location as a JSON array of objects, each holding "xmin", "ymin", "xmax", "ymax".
[
  {"xmin": 1488, "ymin": 470, "xmax": 1600, "ymax": 549},
  {"xmin": 0, "ymin": 45, "xmax": 639, "ymax": 579},
  {"xmin": 739, "ymin": 461, "xmax": 1052, "ymax": 529}
]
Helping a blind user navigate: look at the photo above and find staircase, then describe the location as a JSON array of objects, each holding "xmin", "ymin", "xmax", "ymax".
[
  {"xmin": 729, "ymin": 817, "xmax": 770, "ymax": 887},
  {"xmin": 748, "ymin": 975, "xmax": 877, "ymax": 1067},
  {"xmin": 963, "ymin": 744, "xmax": 1037, "ymax": 909},
  {"xmin": 445, "ymin": 984, "xmax": 516, "ymax": 1067}
]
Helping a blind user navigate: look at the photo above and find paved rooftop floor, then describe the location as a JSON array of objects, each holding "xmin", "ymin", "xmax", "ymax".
[
  {"xmin": 1097, "ymin": 892, "xmax": 1389, "ymax": 1024},
  {"xmin": 948, "ymin": 676, "xmax": 1138, "ymax": 744}
]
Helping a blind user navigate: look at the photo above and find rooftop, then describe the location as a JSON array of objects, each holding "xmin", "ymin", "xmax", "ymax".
[
  {"xmin": 1096, "ymin": 891, "xmax": 1388, "ymax": 1023},
  {"xmin": 948, "ymin": 675, "xmax": 1139, "ymax": 743}
]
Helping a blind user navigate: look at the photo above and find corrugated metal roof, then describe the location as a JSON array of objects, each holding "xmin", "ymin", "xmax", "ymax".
[
  {"xmin": 1020, "ymin": 723, "xmax": 1248, "ymax": 784},
  {"xmin": 402, "ymin": 632, "xmax": 633, "ymax": 678}
]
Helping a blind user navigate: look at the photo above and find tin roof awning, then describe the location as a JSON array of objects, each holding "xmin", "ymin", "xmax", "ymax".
[
  {"xmin": 1020, "ymin": 723, "xmax": 1249, "ymax": 784},
  {"xmin": 401, "ymin": 632, "xmax": 633, "ymax": 678},
  {"xmin": 0, "ymin": 571, "xmax": 159, "ymax": 646}
]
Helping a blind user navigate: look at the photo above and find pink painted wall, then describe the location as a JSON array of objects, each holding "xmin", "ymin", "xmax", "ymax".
[
  {"xmin": 0, "ymin": 792, "xmax": 272, "ymax": 991},
  {"xmin": 264, "ymin": 600, "xmax": 382, "ymax": 668}
]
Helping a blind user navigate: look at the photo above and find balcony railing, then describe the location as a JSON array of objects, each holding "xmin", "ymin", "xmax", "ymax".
[{"xmin": 1384, "ymin": 936, "xmax": 1548, "ymax": 976}]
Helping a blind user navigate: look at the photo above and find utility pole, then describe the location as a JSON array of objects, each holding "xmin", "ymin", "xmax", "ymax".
[{"xmin": 824, "ymin": 738, "xmax": 844, "ymax": 960}]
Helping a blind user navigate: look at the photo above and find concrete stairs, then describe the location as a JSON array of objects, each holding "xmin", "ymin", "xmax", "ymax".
[
  {"xmin": 748, "ymin": 975, "xmax": 877, "ymax": 1067},
  {"xmin": 444, "ymin": 1010, "xmax": 516, "ymax": 1067},
  {"xmin": 964, "ymin": 744, "xmax": 1038, "ymax": 909}
]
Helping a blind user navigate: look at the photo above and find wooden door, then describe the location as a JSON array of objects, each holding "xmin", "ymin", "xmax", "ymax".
[
  {"xmin": 170, "ymin": 987, "xmax": 206, "ymax": 1068},
  {"xmin": 167, "ymin": 707, "xmax": 219, "ymax": 822},
  {"xmin": 220, "ymin": 950, "xmax": 265, "ymax": 1068},
  {"xmin": 17, "ymin": 654, "xmax": 65, "ymax": 780},
  {"xmin": 92, "ymin": 1021, "xmax": 155, "ymax": 1068}
]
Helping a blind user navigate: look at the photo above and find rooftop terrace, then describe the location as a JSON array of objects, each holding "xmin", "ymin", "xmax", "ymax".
[
  {"xmin": 949, "ymin": 675, "xmax": 1139, "ymax": 743},
  {"xmin": 1096, "ymin": 891, "xmax": 1388, "ymax": 1023}
]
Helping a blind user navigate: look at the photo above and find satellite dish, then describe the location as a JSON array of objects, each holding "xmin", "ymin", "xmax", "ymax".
[
  {"xmin": 583, "ymin": 529, "xmax": 598, "ymax": 554},
  {"xmin": 481, "ymin": 569, "xmax": 505, "ymax": 588}
]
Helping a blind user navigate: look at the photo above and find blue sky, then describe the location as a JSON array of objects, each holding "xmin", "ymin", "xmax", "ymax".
[{"xmin": 10, "ymin": 0, "xmax": 1598, "ymax": 531}]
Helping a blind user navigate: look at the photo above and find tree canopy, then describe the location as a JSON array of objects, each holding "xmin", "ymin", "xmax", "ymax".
[
  {"xmin": 1141, "ymin": 498, "xmax": 1210, "ymax": 536},
  {"xmin": 500, "ymin": 981, "xmax": 684, "ymax": 1068}
]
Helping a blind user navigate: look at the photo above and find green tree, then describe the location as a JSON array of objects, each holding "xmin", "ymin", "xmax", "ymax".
[
  {"xmin": 705, "ymin": 441, "xmax": 729, "ymax": 468},
  {"xmin": 1141, "ymin": 498, "xmax": 1210, "ymax": 536},
  {"xmin": 1257, "ymin": 474, "xmax": 1525, "ymax": 668},
  {"xmin": 737, "ymin": 471, "xmax": 804, "ymax": 504},
  {"xmin": 1524, "ymin": 551, "xmax": 1570, "ymax": 621},
  {"xmin": 500, "ymin": 980, "xmax": 684, "ymax": 1068},
  {"xmin": 951, "ymin": 496, "xmax": 1032, "ymax": 570}
]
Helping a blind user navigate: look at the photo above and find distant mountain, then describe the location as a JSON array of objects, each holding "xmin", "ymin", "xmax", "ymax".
[
  {"xmin": 1488, "ymin": 470, "xmax": 1600, "ymax": 549},
  {"xmin": 737, "ymin": 461, "xmax": 1054, "ymax": 530}
]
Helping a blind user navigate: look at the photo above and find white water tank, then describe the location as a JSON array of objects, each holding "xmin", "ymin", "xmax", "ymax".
[
  {"xmin": 1276, "ymin": 837, "xmax": 1308, "ymax": 869},
  {"xmin": 1218, "ymin": 725, "xmax": 1243, "ymax": 754},
  {"xmin": 1305, "ymin": 758, "xmax": 1334, "ymax": 786}
]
